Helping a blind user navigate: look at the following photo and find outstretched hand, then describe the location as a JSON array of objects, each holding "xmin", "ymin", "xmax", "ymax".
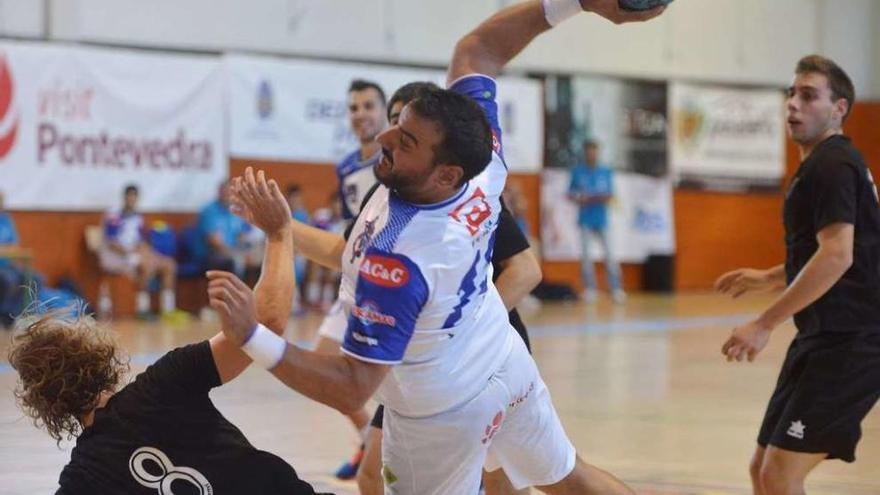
[
  {"xmin": 207, "ymin": 270, "xmax": 258, "ymax": 346},
  {"xmin": 229, "ymin": 167, "xmax": 292, "ymax": 240},
  {"xmin": 715, "ymin": 268, "xmax": 772, "ymax": 299},
  {"xmin": 721, "ymin": 320, "xmax": 772, "ymax": 363},
  {"xmin": 579, "ymin": 0, "xmax": 667, "ymax": 24}
]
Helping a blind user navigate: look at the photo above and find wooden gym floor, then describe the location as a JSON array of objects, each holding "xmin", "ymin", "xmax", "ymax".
[{"xmin": 1, "ymin": 292, "xmax": 878, "ymax": 494}]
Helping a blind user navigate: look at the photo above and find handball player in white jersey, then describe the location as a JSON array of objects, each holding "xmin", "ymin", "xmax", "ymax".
[{"xmin": 217, "ymin": 2, "xmax": 666, "ymax": 493}]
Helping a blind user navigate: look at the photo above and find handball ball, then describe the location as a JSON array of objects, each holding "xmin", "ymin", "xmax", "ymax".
[{"xmin": 619, "ymin": 0, "xmax": 674, "ymax": 11}]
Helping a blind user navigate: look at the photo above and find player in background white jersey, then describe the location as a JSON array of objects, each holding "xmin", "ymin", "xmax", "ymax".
[
  {"xmin": 313, "ymin": 79, "xmax": 387, "ymax": 480},
  {"xmin": 215, "ymin": 2, "xmax": 666, "ymax": 493}
]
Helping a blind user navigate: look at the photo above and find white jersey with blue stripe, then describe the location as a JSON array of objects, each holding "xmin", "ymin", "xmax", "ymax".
[
  {"xmin": 337, "ymin": 148, "xmax": 381, "ymax": 220},
  {"xmin": 340, "ymin": 75, "xmax": 513, "ymax": 417}
]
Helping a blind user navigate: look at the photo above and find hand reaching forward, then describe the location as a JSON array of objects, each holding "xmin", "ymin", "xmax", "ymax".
[
  {"xmin": 207, "ymin": 270, "xmax": 258, "ymax": 346},
  {"xmin": 229, "ymin": 167, "xmax": 292, "ymax": 240}
]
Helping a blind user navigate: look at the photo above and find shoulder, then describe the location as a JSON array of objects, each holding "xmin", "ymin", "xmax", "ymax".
[{"xmin": 336, "ymin": 150, "xmax": 361, "ymax": 175}]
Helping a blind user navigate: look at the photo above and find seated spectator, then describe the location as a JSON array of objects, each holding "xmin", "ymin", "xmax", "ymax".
[
  {"xmin": 0, "ymin": 191, "xmax": 83, "ymax": 327},
  {"xmin": 197, "ymin": 180, "xmax": 261, "ymax": 285},
  {"xmin": 99, "ymin": 184, "xmax": 188, "ymax": 322}
]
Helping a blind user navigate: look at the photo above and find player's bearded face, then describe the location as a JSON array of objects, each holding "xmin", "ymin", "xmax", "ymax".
[
  {"xmin": 786, "ymin": 73, "xmax": 844, "ymax": 145},
  {"xmin": 348, "ymin": 89, "xmax": 387, "ymax": 143},
  {"xmin": 374, "ymin": 106, "xmax": 442, "ymax": 197}
]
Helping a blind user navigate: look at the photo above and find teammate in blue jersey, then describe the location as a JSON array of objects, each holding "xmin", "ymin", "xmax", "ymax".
[
  {"xmin": 337, "ymin": 80, "xmax": 387, "ymax": 221},
  {"xmin": 217, "ymin": 2, "xmax": 666, "ymax": 493},
  {"xmin": 314, "ymin": 79, "xmax": 388, "ymax": 479}
]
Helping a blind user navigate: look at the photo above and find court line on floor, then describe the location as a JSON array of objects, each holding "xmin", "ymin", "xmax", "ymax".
[
  {"xmin": 0, "ymin": 313, "xmax": 754, "ymax": 374},
  {"xmin": 527, "ymin": 313, "xmax": 753, "ymax": 338}
]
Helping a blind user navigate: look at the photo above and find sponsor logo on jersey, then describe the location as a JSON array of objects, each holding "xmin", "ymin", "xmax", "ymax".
[
  {"xmin": 449, "ymin": 187, "xmax": 492, "ymax": 236},
  {"xmin": 352, "ymin": 301, "xmax": 396, "ymax": 327},
  {"xmin": 360, "ymin": 255, "xmax": 409, "ymax": 288},
  {"xmin": 351, "ymin": 331, "xmax": 379, "ymax": 346}
]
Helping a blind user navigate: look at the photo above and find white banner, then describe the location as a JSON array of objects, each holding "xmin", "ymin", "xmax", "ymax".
[
  {"xmin": 540, "ymin": 168, "xmax": 675, "ymax": 262},
  {"xmin": 669, "ymin": 82, "xmax": 785, "ymax": 183},
  {"xmin": 226, "ymin": 54, "xmax": 543, "ymax": 172},
  {"xmin": 0, "ymin": 41, "xmax": 226, "ymax": 212}
]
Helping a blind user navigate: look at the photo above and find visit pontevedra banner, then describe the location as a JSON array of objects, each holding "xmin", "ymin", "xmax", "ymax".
[{"xmin": 0, "ymin": 41, "xmax": 226, "ymax": 212}]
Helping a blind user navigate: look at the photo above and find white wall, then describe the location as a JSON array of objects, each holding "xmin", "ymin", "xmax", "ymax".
[
  {"xmin": 7, "ymin": 0, "xmax": 880, "ymax": 98},
  {"xmin": 0, "ymin": 0, "xmax": 44, "ymax": 38}
]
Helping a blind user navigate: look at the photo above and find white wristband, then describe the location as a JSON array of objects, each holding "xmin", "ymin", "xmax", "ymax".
[
  {"xmin": 241, "ymin": 323, "xmax": 287, "ymax": 370},
  {"xmin": 542, "ymin": 0, "xmax": 583, "ymax": 27}
]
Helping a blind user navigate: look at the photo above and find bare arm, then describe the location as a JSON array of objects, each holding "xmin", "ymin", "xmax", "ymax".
[
  {"xmin": 289, "ymin": 219, "xmax": 346, "ymax": 271},
  {"xmin": 207, "ymin": 172, "xmax": 297, "ymax": 384},
  {"xmin": 207, "ymin": 269, "xmax": 390, "ymax": 414},
  {"xmin": 756, "ymin": 223, "xmax": 853, "ymax": 329},
  {"xmin": 269, "ymin": 348, "xmax": 389, "ymax": 414},
  {"xmin": 447, "ymin": 1, "xmax": 551, "ymax": 83},
  {"xmin": 722, "ymin": 224, "xmax": 854, "ymax": 362},
  {"xmin": 715, "ymin": 263, "xmax": 786, "ymax": 298},
  {"xmin": 495, "ymin": 248, "xmax": 542, "ymax": 311},
  {"xmin": 447, "ymin": 0, "xmax": 666, "ymax": 84}
]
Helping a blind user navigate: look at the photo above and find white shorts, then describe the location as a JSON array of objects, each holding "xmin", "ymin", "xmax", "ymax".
[
  {"xmin": 98, "ymin": 249, "xmax": 141, "ymax": 277},
  {"xmin": 381, "ymin": 338, "xmax": 576, "ymax": 494},
  {"xmin": 316, "ymin": 300, "xmax": 347, "ymax": 342}
]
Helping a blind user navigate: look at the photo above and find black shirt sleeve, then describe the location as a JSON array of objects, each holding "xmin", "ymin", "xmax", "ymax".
[
  {"xmin": 812, "ymin": 159, "xmax": 859, "ymax": 231},
  {"xmin": 135, "ymin": 341, "xmax": 222, "ymax": 403},
  {"xmin": 492, "ymin": 205, "xmax": 531, "ymax": 263}
]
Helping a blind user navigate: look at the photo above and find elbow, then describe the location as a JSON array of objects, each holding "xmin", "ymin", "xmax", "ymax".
[
  {"xmin": 336, "ymin": 390, "xmax": 370, "ymax": 416},
  {"xmin": 525, "ymin": 262, "xmax": 543, "ymax": 292}
]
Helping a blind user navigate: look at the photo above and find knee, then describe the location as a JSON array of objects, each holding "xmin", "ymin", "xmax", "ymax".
[
  {"xmin": 749, "ymin": 454, "xmax": 763, "ymax": 483},
  {"xmin": 759, "ymin": 464, "xmax": 802, "ymax": 495}
]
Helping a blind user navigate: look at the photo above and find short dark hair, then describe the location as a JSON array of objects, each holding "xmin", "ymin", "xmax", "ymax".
[
  {"xmin": 795, "ymin": 55, "xmax": 855, "ymax": 122},
  {"xmin": 286, "ymin": 184, "xmax": 301, "ymax": 196},
  {"xmin": 408, "ymin": 87, "xmax": 493, "ymax": 186},
  {"xmin": 583, "ymin": 139, "xmax": 599, "ymax": 149},
  {"xmin": 387, "ymin": 81, "xmax": 440, "ymax": 120},
  {"xmin": 348, "ymin": 79, "xmax": 386, "ymax": 107},
  {"xmin": 123, "ymin": 184, "xmax": 138, "ymax": 196}
]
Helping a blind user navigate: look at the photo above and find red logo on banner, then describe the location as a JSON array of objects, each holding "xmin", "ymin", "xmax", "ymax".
[
  {"xmin": 360, "ymin": 255, "xmax": 410, "ymax": 288},
  {"xmin": 0, "ymin": 54, "xmax": 19, "ymax": 161},
  {"xmin": 449, "ymin": 187, "xmax": 492, "ymax": 236}
]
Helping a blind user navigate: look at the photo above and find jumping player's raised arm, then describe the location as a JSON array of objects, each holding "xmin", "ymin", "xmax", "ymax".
[{"xmin": 448, "ymin": 0, "xmax": 666, "ymax": 84}]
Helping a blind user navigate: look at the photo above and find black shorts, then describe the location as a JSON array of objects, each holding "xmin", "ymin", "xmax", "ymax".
[{"xmin": 757, "ymin": 333, "xmax": 880, "ymax": 462}]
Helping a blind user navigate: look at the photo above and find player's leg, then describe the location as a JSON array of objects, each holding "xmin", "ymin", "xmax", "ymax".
[
  {"xmin": 483, "ymin": 467, "xmax": 530, "ymax": 495},
  {"xmin": 750, "ymin": 445, "xmax": 767, "ymax": 495},
  {"xmin": 314, "ymin": 299, "xmax": 370, "ymax": 479},
  {"xmin": 134, "ymin": 249, "xmax": 157, "ymax": 317},
  {"xmin": 381, "ymin": 374, "xmax": 510, "ymax": 494},
  {"xmin": 486, "ymin": 339, "xmax": 634, "ymax": 495},
  {"xmin": 757, "ymin": 447, "xmax": 824, "ymax": 495},
  {"xmin": 578, "ymin": 227, "xmax": 597, "ymax": 302},
  {"xmin": 537, "ymin": 457, "xmax": 634, "ymax": 495},
  {"xmin": 356, "ymin": 406, "xmax": 385, "ymax": 495},
  {"xmin": 595, "ymin": 227, "xmax": 624, "ymax": 303},
  {"xmin": 757, "ymin": 336, "xmax": 879, "ymax": 494}
]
